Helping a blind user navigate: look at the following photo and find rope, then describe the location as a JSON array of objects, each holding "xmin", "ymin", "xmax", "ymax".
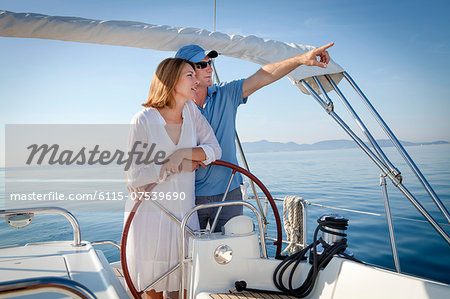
[
  {"xmin": 232, "ymin": 215, "xmax": 362, "ymax": 298},
  {"xmin": 281, "ymin": 196, "xmax": 304, "ymax": 255}
]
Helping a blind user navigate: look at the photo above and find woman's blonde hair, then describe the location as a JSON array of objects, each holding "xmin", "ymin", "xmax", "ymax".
[{"xmin": 143, "ymin": 58, "xmax": 195, "ymax": 108}]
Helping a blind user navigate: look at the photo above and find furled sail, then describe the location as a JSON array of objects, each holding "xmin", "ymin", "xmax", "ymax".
[{"xmin": 0, "ymin": 10, "xmax": 343, "ymax": 93}]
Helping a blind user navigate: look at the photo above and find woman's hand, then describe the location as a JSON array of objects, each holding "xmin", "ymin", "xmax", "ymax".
[{"xmin": 159, "ymin": 149, "xmax": 188, "ymax": 179}]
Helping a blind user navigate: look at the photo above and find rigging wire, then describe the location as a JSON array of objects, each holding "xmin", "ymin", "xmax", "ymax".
[
  {"xmin": 213, "ymin": 0, "xmax": 216, "ymax": 32},
  {"xmin": 248, "ymin": 196, "xmax": 450, "ymax": 227}
]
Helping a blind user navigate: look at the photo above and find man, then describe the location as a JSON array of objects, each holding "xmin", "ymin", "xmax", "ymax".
[{"xmin": 175, "ymin": 42, "xmax": 333, "ymax": 232}]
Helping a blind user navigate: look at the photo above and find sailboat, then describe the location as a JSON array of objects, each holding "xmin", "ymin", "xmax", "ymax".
[{"xmin": 0, "ymin": 10, "xmax": 449, "ymax": 298}]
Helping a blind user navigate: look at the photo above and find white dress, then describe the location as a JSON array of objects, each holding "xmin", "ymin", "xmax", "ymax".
[{"xmin": 124, "ymin": 100, "xmax": 221, "ymax": 292}]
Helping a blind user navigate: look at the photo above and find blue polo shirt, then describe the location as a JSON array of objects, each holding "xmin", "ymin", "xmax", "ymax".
[{"xmin": 195, "ymin": 79, "xmax": 248, "ymax": 196}]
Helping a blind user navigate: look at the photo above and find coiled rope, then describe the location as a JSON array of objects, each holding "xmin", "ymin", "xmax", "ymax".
[{"xmin": 281, "ymin": 196, "xmax": 304, "ymax": 255}]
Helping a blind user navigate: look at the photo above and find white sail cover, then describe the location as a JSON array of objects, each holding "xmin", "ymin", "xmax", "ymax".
[{"xmin": 0, "ymin": 10, "xmax": 344, "ymax": 94}]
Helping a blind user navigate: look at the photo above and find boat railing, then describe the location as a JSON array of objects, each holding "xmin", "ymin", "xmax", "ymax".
[
  {"xmin": 299, "ymin": 75, "xmax": 449, "ymax": 245},
  {"xmin": 212, "ymin": 58, "xmax": 449, "ymax": 272},
  {"xmin": 179, "ymin": 200, "xmax": 267, "ymax": 299},
  {"xmin": 301, "ymin": 73, "xmax": 449, "ymax": 242},
  {"xmin": 135, "ymin": 200, "xmax": 267, "ymax": 298},
  {"xmin": 0, "ymin": 276, "xmax": 97, "ymax": 299},
  {"xmin": 0, "ymin": 207, "xmax": 82, "ymax": 246},
  {"xmin": 232, "ymin": 68, "xmax": 449, "ymax": 273}
]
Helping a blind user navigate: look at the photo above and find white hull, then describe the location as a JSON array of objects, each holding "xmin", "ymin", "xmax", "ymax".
[{"xmin": 1, "ymin": 230, "xmax": 448, "ymax": 298}]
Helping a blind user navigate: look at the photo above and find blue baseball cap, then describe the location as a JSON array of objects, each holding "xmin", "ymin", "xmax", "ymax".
[{"xmin": 175, "ymin": 45, "xmax": 218, "ymax": 63}]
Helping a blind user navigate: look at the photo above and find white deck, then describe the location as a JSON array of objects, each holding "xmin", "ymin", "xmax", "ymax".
[
  {"xmin": 0, "ymin": 241, "xmax": 128, "ymax": 298},
  {"xmin": 1, "ymin": 231, "xmax": 449, "ymax": 298}
]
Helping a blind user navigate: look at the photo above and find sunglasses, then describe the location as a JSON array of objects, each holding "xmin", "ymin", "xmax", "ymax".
[{"xmin": 195, "ymin": 60, "xmax": 212, "ymax": 69}]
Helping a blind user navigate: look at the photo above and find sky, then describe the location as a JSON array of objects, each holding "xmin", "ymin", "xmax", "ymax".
[{"xmin": 1, "ymin": 0, "xmax": 450, "ymax": 164}]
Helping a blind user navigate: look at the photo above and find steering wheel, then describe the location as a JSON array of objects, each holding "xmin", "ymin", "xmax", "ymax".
[
  {"xmin": 210, "ymin": 160, "xmax": 283, "ymax": 256},
  {"xmin": 120, "ymin": 161, "xmax": 282, "ymax": 298}
]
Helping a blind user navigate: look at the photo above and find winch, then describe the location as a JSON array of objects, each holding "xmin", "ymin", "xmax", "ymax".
[
  {"xmin": 233, "ymin": 214, "xmax": 361, "ymax": 298},
  {"xmin": 309, "ymin": 214, "xmax": 353, "ymax": 266}
]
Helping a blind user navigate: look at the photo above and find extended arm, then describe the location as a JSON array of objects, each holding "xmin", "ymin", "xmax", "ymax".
[{"xmin": 242, "ymin": 42, "xmax": 334, "ymax": 98}]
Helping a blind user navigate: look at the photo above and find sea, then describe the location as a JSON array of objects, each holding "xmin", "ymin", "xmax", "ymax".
[{"xmin": 1, "ymin": 144, "xmax": 449, "ymax": 284}]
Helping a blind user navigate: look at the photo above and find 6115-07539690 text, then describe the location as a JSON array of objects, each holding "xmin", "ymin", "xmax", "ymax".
[{"xmin": 9, "ymin": 191, "xmax": 186, "ymax": 201}]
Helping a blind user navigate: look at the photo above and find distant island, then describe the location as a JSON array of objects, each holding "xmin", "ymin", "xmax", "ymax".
[{"xmin": 241, "ymin": 139, "xmax": 449, "ymax": 153}]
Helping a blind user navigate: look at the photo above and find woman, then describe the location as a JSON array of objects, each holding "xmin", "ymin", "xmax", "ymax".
[{"xmin": 125, "ymin": 58, "xmax": 221, "ymax": 299}]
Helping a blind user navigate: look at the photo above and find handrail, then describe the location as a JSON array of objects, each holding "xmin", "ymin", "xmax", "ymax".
[
  {"xmin": 143, "ymin": 264, "xmax": 180, "ymax": 292},
  {"xmin": 343, "ymin": 71, "xmax": 450, "ymax": 223},
  {"xmin": 325, "ymin": 74, "xmax": 401, "ymax": 181},
  {"xmin": 0, "ymin": 277, "xmax": 97, "ymax": 299},
  {"xmin": 179, "ymin": 200, "xmax": 267, "ymax": 299},
  {"xmin": 210, "ymin": 160, "xmax": 283, "ymax": 254},
  {"xmin": 120, "ymin": 182, "xmax": 198, "ymax": 299},
  {"xmin": 300, "ymin": 79, "xmax": 450, "ymax": 244},
  {"xmin": 380, "ymin": 175, "xmax": 401, "ymax": 273},
  {"xmin": 210, "ymin": 171, "xmax": 236, "ymax": 232},
  {"xmin": 0, "ymin": 207, "xmax": 82, "ymax": 246}
]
